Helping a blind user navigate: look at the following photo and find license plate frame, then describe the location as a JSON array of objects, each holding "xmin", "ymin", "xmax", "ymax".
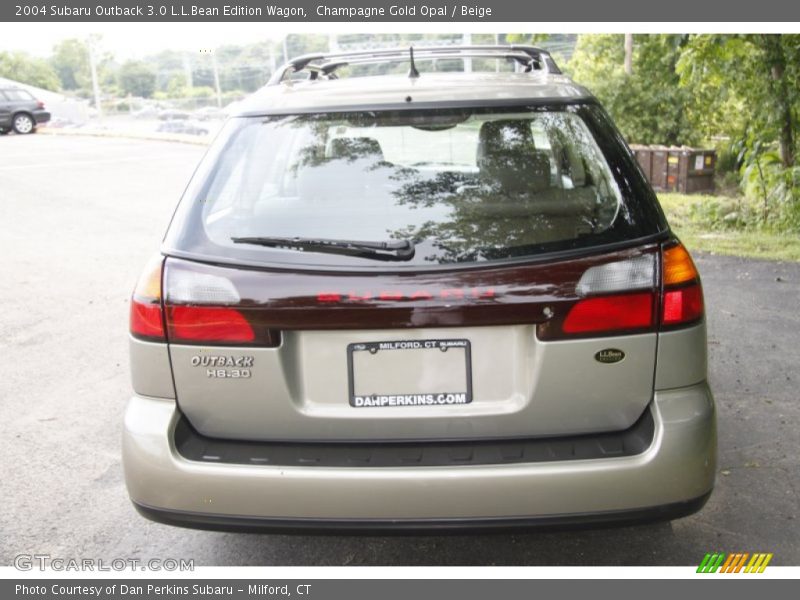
[{"xmin": 347, "ymin": 339, "xmax": 473, "ymax": 408}]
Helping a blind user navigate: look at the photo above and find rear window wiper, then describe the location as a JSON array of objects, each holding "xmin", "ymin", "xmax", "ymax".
[{"xmin": 230, "ymin": 236, "xmax": 415, "ymax": 261}]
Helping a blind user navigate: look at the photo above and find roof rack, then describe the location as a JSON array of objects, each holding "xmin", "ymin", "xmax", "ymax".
[{"xmin": 267, "ymin": 45, "xmax": 562, "ymax": 85}]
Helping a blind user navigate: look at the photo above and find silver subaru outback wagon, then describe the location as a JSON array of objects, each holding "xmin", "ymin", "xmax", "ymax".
[{"xmin": 123, "ymin": 46, "xmax": 716, "ymax": 531}]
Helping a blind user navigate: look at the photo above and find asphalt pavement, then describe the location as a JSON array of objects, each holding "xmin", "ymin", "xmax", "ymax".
[{"xmin": 1, "ymin": 133, "xmax": 798, "ymax": 566}]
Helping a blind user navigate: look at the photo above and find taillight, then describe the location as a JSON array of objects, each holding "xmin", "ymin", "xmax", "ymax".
[
  {"xmin": 167, "ymin": 306, "xmax": 255, "ymax": 343},
  {"xmin": 660, "ymin": 243, "xmax": 704, "ymax": 327},
  {"xmin": 129, "ymin": 255, "xmax": 165, "ymax": 341},
  {"xmin": 553, "ymin": 253, "xmax": 657, "ymax": 338},
  {"xmin": 539, "ymin": 242, "xmax": 704, "ymax": 340},
  {"xmin": 562, "ymin": 292, "xmax": 654, "ymax": 334},
  {"xmin": 163, "ymin": 260, "xmax": 278, "ymax": 346}
]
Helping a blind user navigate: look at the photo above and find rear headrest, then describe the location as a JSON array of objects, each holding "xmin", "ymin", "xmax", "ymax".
[
  {"xmin": 476, "ymin": 120, "xmax": 551, "ymax": 193},
  {"xmin": 328, "ymin": 137, "xmax": 384, "ymax": 161}
]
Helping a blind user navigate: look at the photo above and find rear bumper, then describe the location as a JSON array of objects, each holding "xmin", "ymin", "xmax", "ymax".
[
  {"xmin": 123, "ymin": 383, "xmax": 716, "ymax": 530},
  {"xmin": 33, "ymin": 110, "xmax": 51, "ymax": 125},
  {"xmin": 133, "ymin": 493, "xmax": 711, "ymax": 533}
]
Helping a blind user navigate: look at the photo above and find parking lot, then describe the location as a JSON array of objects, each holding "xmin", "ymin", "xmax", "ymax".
[{"xmin": 1, "ymin": 133, "xmax": 798, "ymax": 566}]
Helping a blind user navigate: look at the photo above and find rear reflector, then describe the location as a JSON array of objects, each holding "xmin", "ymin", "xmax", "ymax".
[
  {"xmin": 562, "ymin": 292, "xmax": 654, "ymax": 334},
  {"xmin": 129, "ymin": 255, "xmax": 165, "ymax": 341},
  {"xmin": 167, "ymin": 306, "xmax": 255, "ymax": 343}
]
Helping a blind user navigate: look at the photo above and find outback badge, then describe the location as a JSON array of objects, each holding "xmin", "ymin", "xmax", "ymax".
[{"xmin": 595, "ymin": 348, "xmax": 625, "ymax": 364}]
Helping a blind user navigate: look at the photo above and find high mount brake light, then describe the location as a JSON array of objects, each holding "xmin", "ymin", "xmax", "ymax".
[{"xmin": 129, "ymin": 255, "xmax": 166, "ymax": 341}]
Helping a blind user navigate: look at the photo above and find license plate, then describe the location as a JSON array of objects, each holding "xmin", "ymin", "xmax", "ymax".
[{"xmin": 347, "ymin": 339, "xmax": 472, "ymax": 408}]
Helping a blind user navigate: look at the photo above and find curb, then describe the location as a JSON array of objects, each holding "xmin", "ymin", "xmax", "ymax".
[{"xmin": 38, "ymin": 126, "xmax": 211, "ymax": 146}]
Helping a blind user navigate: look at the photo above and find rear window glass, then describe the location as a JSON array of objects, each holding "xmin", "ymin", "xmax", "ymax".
[{"xmin": 166, "ymin": 105, "xmax": 665, "ymax": 269}]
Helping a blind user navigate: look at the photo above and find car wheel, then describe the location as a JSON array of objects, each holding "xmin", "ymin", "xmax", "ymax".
[{"xmin": 12, "ymin": 113, "xmax": 35, "ymax": 134}]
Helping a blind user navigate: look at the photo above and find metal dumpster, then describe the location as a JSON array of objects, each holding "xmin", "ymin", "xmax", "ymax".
[{"xmin": 631, "ymin": 145, "xmax": 716, "ymax": 194}]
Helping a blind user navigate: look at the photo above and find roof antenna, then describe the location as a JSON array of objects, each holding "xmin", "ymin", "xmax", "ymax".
[{"xmin": 408, "ymin": 46, "xmax": 420, "ymax": 79}]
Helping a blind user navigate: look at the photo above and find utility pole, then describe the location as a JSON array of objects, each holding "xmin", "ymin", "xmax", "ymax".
[
  {"xmin": 211, "ymin": 50, "xmax": 222, "ymax": 108},
  {"xmin": 462, "ymin": 32, "xmax": 472, "ymax": 73},
  {"xmin": 183, "ymin": 53, "xmax": 193, "ymax": 89},
  {"xmin": 624, "ymin": 34, "xmax": 634, "ymax": 75},
  {"xmin": 87, "ymin": 35, "xmax": 102, "ymax": 119}
]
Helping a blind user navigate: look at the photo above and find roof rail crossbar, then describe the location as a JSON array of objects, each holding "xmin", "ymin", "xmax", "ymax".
[
  {"xmin": 268, "ymin": 45, "xmax": 561, "ymax": 85},
  {"xmin": 304, "ymin": 52, "xmax": 541, "ymax": 80}
]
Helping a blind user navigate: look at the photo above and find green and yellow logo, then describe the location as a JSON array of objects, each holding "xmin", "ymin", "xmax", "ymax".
[{"xmin": 697, "ymin": 552, "xmax": 773, "ymax": 573}]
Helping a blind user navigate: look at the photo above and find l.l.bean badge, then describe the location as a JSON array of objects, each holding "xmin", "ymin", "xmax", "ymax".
[{"xmin": 594, "ymin": 348, "xmax": 625, "ymax": 364}]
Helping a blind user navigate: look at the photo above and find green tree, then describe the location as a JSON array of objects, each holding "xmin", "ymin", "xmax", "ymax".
[
  {"xmin": 678, "ymin": 35, "xmax": 800, "ymax": 222},
  {"xmin": 0, "ymin": 51, "xmax": 61, "ymax": 90},
  {"xmin": 117, "ymin": 60, "xmax": 156, "ymax": 98},
  {"xmin": 50, "ymin": 39, "xmax": 91, "ymax": 91},
  {"xmin": 678, "ymin": 34, "xmax": 799, "ymax": 168},
  {"xmin": 567, "ymin": 34, "xmax": 696, "ymax": 146}
]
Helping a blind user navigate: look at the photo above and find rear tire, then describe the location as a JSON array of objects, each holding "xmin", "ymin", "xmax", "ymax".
[{"xmin": 12, "ymin": 113, "xmax": 35, "ymax": 134}]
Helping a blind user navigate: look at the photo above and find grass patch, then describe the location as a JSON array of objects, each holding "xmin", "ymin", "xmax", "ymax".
[{"xmin": 657, "ymin": 192, "xmax": 800, "ymax": 262}]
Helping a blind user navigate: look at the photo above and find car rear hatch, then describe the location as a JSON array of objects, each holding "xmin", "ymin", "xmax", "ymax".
[
  {"xmin": 143, "ymin": 101, "xmax": 682, "ymax": 442},
  {"xmin": 162, "ymin": 246, "xmax": 665, "ymax": 441}
]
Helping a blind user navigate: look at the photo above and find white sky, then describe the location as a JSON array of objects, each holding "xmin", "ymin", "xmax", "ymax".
[{"xmin": 2, "ymin": 22, "xmax": 798, "ymax": 59}]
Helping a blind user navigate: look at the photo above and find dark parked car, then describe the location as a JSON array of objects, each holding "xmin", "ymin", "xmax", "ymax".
[
  {"xmin": 0, "ymin": 87, "xmax": 51, "ymax": 134},
  {"xmin": 156, "ymin": 120, "xmax": 210, "ymax": 136},
  {"xmin": 157, "ymin": 108, "xmax": 191, "ymax": 121}
]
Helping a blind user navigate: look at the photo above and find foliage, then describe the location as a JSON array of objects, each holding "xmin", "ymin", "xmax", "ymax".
[
  {"xmin": 678, "ymin": 35, "xmax": 799, "ymax": 164},
  {"xmin": 566, "ymin": 34, "xmax": 697, "ymax": 146},
  {"xmin": 659, "ymin": 192, "xmax": 800, "ymax": 261},
  {"xmin": 117, "ymin": 61, "xmax": 156, "ymax": 98},
  {"xmin": 677, "ymin": 35, "xmax": 800, "ymax": 229},
  {"xmin": 50, "ymin": 39, "xmax": 91, "ymax": 91},
  {"xmin": 0, "ymin": 51, "xmax": 61, "ymax": 91},
  {"xmin": 49, "ymin": 37, "xmax": 115, "ymax": 97},
  {"xmin": 567, "ymin": 34, "xmax": 799, "ymax": 232},
  {"xmin": 736, "ymin": 138, "xmax": 800, "ymax": 229}
]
